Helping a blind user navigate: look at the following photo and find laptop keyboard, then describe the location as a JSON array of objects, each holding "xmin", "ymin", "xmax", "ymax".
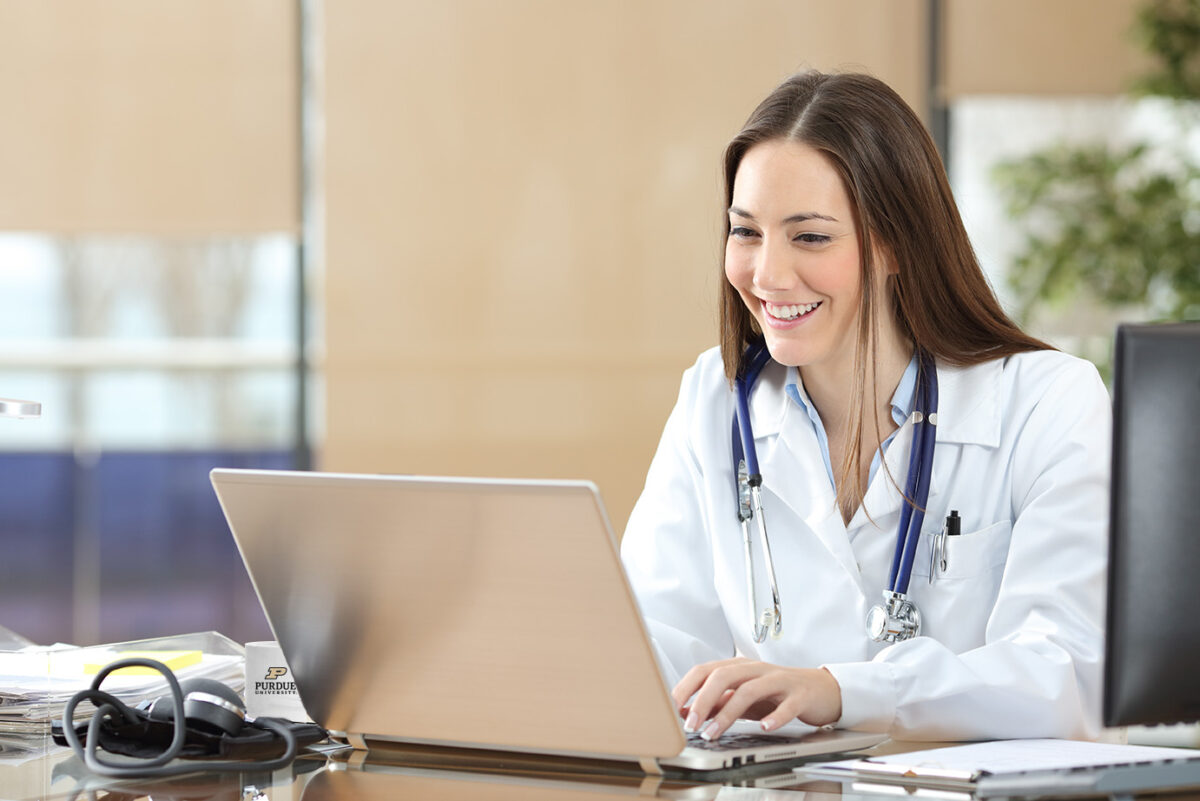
[{"xmin": 685, "ymin": 730, "xmax": 802, "ymax": 751}]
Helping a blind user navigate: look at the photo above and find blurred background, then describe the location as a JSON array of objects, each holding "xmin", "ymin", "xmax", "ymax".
[{"xmin": 0, "ymin": 0, "xmax": 1195, "ymax": 647}]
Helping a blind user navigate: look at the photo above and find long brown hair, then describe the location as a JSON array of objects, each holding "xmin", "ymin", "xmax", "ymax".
[{"xmin": 719, "ymin": 71, "xmax": 1049, "ymax": 517}]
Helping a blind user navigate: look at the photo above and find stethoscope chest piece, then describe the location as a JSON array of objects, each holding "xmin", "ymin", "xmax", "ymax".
[{"xmin": 865, "ymin": 590, "xmax": 922, "ymax": 643}]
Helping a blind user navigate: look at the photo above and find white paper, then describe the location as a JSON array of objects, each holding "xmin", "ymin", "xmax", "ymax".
[{"xmin": 817, "ymin": 738, "xmax": 1200, "ymax": 778}]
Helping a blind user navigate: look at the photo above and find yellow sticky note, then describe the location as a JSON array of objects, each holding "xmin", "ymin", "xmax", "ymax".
[{"xmin": 84, "ymin": 650, "xmax": 203, "ymax": 676}]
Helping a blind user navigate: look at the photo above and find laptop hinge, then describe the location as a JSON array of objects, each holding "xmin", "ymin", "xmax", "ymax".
[{"xmin": 638, "ymin": 757, "xmax": 663, "ymax": 776}]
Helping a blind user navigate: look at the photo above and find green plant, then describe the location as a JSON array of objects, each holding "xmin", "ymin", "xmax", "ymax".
[
  {"xmin": 992, "ymin": 0, "xmax": 1200, "ymax": 331},
  {"xmin": 1133, "ymin": 0, "xmax": 1200, "ymax": 98},
  {"xmin": 993, "ymin": 143, "xmax": 1200, "ymax": 322}
]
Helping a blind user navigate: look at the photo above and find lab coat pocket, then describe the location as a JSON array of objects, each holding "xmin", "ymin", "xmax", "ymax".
[
  {"xmin": 911, "ymin": 519, "xmax": 1014, "ymax": 651},
  {"xmin": 938, "ymin": 519, "xmax": 1013, "ymax": 580}
]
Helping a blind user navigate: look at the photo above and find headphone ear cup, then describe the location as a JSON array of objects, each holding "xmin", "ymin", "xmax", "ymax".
[
  {"xmin": 142, "ymin": 695, "xmax": 176, "ymax": 722},
  {"xmin": 177, "ymin": 678, "xmax": 246, "ymax": 736}
]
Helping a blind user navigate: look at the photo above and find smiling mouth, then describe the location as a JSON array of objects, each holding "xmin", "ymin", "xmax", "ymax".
[{"xmin": 763, "ymin": 300, "xmax": 822, "ymax": 321}]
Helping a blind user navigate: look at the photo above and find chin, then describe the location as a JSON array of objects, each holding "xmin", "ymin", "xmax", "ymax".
[{"xmin": 760, "ymin": 336, "xmax": 818, "ymax": 369}]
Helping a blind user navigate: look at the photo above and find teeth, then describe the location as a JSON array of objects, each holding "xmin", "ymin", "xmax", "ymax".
[{"xmin": 765, "ymin": 301, "xmax": 820, "ymax": 320}]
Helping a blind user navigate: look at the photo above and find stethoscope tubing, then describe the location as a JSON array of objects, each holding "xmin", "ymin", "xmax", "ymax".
[
  {"xmin": 888, "ymin": 396, "xmax": 925, "ymax": 591},
  {"xmin": 888, "ymin": 354, "xmax": 939, "ymax": 596},
  {"xmin": 732, "ymin": 344, "xmax": 774, "ymax": 486},
  {"xmin": 734, "ymin": 381, "xmax": 760, "ymax": 477}
]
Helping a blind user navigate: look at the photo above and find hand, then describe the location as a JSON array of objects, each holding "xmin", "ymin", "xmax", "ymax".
[{"xmin": 672, "ymin": 658, "xmax": 842, "ymax": 741}]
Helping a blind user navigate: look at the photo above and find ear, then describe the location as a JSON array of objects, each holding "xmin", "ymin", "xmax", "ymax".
[{"xmin": 872, "ymin": 239, "xmax": 900, "ymax": 276}]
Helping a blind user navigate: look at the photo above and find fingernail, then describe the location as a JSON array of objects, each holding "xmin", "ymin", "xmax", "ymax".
[
  {"xmin": 684, "ymin": 712, "xmax": 698, "ymax": 733},
  {"xmin": 701, "ymin": 720, "xmax": 721, "ymax": 741},
  {"xmin": 761, "ymin": 717, "xmax": 776, "ymax": 732}
]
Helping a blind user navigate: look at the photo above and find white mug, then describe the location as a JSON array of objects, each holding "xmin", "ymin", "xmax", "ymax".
[{"xmin": 244, "ymin": 640, "xmax": 313, "ymax": 723}]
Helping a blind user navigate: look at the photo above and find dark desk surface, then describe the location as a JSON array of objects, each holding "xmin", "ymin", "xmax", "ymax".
[{"xmin": 7, "ymin": 735, "xmax": 1200, "ymax": 801}]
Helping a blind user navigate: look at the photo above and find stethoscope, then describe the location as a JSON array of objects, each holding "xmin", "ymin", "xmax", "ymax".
[{"xmin": 731, "ymin": 340, "xmax": 939, "ymax": 645}]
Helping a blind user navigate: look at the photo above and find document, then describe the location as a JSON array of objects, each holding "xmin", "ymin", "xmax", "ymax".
[
  {"xmin": 798, "ymin": 739, "xmax": 1200, "ymax": 797},
  {"xmin": 0, "ymin": 631, "xmax": 243, "ymax": 735}
]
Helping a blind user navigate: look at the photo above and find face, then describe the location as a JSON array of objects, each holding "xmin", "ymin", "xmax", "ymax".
[{"xmin": 725, "ymin": 139, "xmax": 881, "ymax": 371}]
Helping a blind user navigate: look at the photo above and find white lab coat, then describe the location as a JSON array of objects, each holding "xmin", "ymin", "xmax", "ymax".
[{"xmin": 620, "ymin": 346, "xmax": 1110, "ymax": 741}]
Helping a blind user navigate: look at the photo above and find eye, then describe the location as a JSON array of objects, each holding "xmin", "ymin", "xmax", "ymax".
[
  {"xmin": 729, "ymin": 226, "xmax": 760, "ymax": 240},
  {"xmin": 794, "ymin": 232, "xmax": 831, "ymax": 245}
]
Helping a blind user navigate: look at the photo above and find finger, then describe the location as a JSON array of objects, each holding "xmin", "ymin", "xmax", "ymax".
[
  {"xmin": 760, "ymin": 689, "xmax": 816, "ymax": 731},
  {"xmin": 671, "ymin": 663, "xmax": 714, "ymax": 712},
  {"xmin": 758, "ymin": 696, "xmax": 796, "ymax": 732},
  {"xmin": 707, "ymin": 688, "xmax": 737, "ymax": 716},
  {"xmin": 755, "ymin": 673, "xmax": 815, "ymax": 732},
  {"xmin": 741, "ymin": 697, "xmax": 780, "ymax": 721},
  {"xmin": 687, "ymin": 663, "xmax": 756, "ymax": 730},
  {"xmin": 697, "ymin": 674, "xmax": 780, "ymax": 741},
  {"xmin": 672, "ymin": 674, "xmax": 706, "ymax": 717},
  {"xmin": 676, "ymin": 685, "xmax": 729, "ymax": 724},
  {"xmin": 685, "ymin": 663, "xmax": 765, "ymax": 734},
  {"xmin": 671, "ymin": 658, "xmax": 744, "ymax": 713}
]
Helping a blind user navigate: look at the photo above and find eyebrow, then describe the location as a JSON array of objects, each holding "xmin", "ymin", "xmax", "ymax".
[{"xmin": 728, "ymin": 206, "xmax": 839, "ymax": 224}]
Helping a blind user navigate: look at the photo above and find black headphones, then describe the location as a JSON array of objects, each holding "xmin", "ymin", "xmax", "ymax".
[{"xmin": 61, "ymin": 657, "xmax": 304, "ymax": 778}]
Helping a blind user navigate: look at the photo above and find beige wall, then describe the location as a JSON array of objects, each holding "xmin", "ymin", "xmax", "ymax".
[
  {"xmin": 943, "ymin": 0, "xmax": 1148, "ymax": 97},
  {"xmin": 0, "ymin": 0, "xmax": 298, "ymax": 233},
  {"xmin": 323, "ymin": 1, "xmax": 925, "ymax": 533}
]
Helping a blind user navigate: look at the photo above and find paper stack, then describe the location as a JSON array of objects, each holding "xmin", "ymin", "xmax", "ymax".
[{"xmin": 0, "ymin": 631, "xmax": 244, "ymax": 735}]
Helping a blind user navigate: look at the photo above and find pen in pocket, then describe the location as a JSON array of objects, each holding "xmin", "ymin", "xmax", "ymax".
[{"xmin": 929, "ymin": 509, "xmax": 961, "ymax": 582}]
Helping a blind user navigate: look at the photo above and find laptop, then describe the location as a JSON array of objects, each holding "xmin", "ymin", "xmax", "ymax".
[{"xmin": 211, "ymin": 469, "xmax": 886, "ymax": 774}]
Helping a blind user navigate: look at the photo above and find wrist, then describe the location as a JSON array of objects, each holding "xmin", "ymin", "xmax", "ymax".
[{"xmin": 816, "ymin": 666, "xmax": 843, "ymax": 726}]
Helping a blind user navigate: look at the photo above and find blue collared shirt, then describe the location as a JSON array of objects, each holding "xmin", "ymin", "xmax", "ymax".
[{"xmin": 784, "ymin": 354, "xmax": 919, "ymax": 490}]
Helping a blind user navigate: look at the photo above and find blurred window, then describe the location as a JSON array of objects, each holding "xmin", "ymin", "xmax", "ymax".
[
  {"xmin": 0, "ymin": 234, "xmax": 311, "ymax": 646},
  {"xmin": 948, "ymin": 96, "xmax": 1193, "ymax": 368}
]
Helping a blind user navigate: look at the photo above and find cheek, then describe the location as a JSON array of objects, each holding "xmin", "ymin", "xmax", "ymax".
[
  {"xmin": 816, "ymin": 252, "xmax": 862, "ymax": 299},
  {"xmin": 724, "ymin": 243, "xmax": 752, "ymax": 289}
]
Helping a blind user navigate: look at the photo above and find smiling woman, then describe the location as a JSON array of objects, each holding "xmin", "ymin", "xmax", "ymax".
[
  {"xmin": 718, "ymin": 73, "xmax": 1052, "ymax": 524},
  {"xmin": 620, "ymin": 71, "xmax": 1113, "ymax": 743}
]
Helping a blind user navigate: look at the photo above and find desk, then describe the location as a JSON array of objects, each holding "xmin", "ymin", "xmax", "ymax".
[{"xmin": 6, "ymin": 738, "xmax": 1200, "ymax": 801}]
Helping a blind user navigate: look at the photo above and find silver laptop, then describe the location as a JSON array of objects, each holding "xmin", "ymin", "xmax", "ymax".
[{"xmin": 211, "ymin": 469, "xmax": 885, "ymax": 773}]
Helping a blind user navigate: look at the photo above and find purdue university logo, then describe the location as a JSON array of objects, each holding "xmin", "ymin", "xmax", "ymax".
[{"xmin": 255, "ymin": 665, "xmax": 297, "ymax": 694}]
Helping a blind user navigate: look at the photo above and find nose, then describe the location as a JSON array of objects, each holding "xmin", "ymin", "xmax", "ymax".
[{"xmin": 752, "ymin": 236, "xmax": 797, "ymax": 294}]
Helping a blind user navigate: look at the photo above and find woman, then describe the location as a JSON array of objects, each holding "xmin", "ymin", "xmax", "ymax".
[{"xmin": 620, "ymin": 71, "xmax": 1110, "ymax": 742}]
